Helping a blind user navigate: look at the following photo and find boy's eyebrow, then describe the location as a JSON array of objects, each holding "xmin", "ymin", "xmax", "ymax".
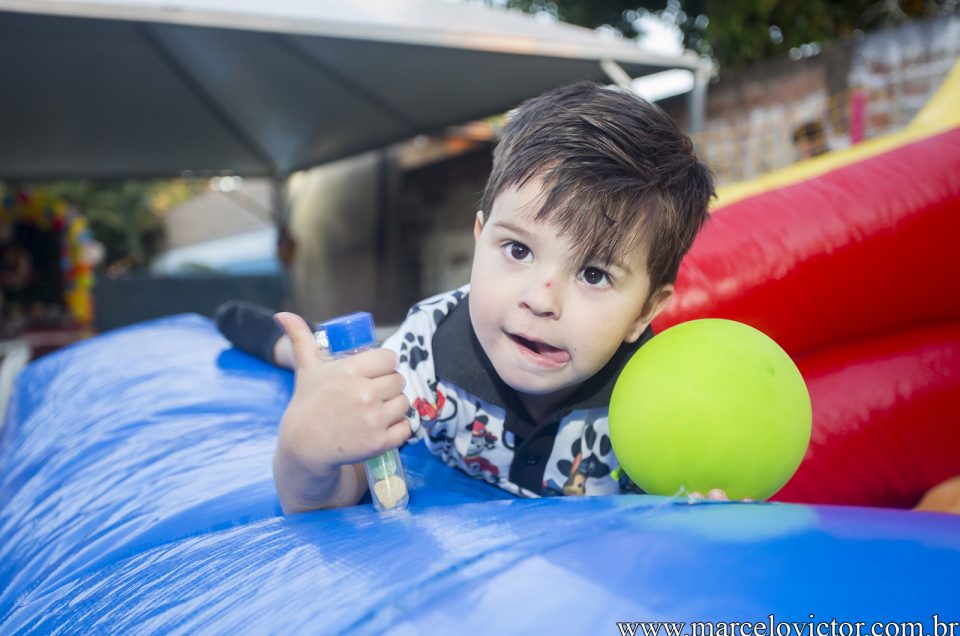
[{"xmin": 491, "ymin": 220, "xmax": 534, "ymax": 239}]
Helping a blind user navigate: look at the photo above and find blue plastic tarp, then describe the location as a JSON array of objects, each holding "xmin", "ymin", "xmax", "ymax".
[{"xmin": 1, "ymin": 315, "xmax": 958, "ymax": 633}]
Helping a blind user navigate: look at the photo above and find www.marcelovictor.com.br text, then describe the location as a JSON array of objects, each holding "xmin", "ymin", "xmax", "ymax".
[{"xmin": 617, "ymin": 615, "xmax": 960, "ymax": 636}]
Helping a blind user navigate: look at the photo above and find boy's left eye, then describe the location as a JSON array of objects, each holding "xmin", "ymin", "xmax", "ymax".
[
  {"xmin": 503, "ymin": 241, "xmax": 532, "ymax": 262},
  {"xmin": 579, "ymin": 267, "xmax": 611, "ymax": 288}
]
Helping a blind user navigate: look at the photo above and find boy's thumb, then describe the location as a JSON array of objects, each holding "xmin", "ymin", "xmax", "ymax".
[{"xmin": 273, "ymin": 312, "xmax": 317, "ymax": 369}]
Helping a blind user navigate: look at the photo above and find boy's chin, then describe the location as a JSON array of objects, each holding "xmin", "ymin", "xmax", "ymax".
[
  {"xmin": 500, "ymin": 372, "xmax": 580, "ymax": 399},
  {"xmin": 486, "ymin": 352, "xmax": 583, "ymax": 398}
]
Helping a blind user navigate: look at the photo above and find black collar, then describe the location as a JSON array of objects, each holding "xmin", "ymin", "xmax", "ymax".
[{"xmin": 432, "ymin": 294, "xmax": 653, "ymax": 427}]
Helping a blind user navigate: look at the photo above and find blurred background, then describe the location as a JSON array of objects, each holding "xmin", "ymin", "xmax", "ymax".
[{"xmin": 1, "ymin": 0, "xmax": 958, "ymax": 359}]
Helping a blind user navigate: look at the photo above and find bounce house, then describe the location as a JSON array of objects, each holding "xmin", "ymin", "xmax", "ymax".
[
  {"xmin": 655, "ymin": 60, "xmax": 960, "ymax": 509},
  {"xmin": 1, "ymin": 65, "xmax": 959, "ymax": 632}
]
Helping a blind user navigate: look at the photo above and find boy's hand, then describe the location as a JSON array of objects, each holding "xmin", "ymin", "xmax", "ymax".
[
  {"xmin": 272, "ymin": 312, "xmax": 411, "ymax": 511},
  {"xmin": 687, "ymin": 489, "xmax": 754, "ymax": 503}
]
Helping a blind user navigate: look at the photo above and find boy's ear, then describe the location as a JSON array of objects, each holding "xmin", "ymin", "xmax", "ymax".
[
  {"xmin": 474, "ymin": 211, "xmax": 484, "ymax": 241},
  {"xmin": 624, "ymin": 285, "xmax": 674, "ymax": 343}
]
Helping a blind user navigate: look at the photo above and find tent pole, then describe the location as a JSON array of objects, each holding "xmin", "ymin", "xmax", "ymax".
[
  {"xmin": 271, "ymin": 175, "xmax": 289, "ymax": 228},
  {"xmin": 272, "ymin": 175, "xmax": 295, "ymax": 310},
  {"xmin": 687, "ymin": 60, "xmax": 710, "ymax": 134}
]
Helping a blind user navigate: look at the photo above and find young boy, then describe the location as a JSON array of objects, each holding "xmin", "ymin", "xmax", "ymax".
[{"xmin": 223, "ymin": 82, "xmax": 715, "ymax": 513}]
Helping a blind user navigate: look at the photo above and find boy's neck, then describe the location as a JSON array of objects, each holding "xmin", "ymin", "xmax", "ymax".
[{"xmin": 517, "ymin": 385, "xmax": 580, "ymax": 425}]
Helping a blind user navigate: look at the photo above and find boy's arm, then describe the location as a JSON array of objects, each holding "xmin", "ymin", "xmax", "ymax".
[{"xmin": 272, "ymin": 312, "xmax": 411, "ymax": 513}]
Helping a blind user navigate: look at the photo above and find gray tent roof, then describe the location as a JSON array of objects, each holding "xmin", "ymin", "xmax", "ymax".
[{"xmin": 0, "ymin": 0, "xmax": 700, "ymax": 179}]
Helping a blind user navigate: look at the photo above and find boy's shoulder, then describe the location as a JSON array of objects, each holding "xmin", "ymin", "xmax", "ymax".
[
  {"xmin": 382, "ymin": 284, "xmax": 469, "ymax": 368},
  {"xmin": 405, "ymin": 284, "xmax": 470, "ymax": 327}
]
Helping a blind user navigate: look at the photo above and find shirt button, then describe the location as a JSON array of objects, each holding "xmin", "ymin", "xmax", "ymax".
[{"xmin": 524, "ymin": 456, "xmax": 540, "ymax": 466}]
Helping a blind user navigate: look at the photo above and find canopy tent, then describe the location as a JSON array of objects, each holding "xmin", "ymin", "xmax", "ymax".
[{"xmin": 0, "ymin": 0, "xmax": 705, "ymax": 180}]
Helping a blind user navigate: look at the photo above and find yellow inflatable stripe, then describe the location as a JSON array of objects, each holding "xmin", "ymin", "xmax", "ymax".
[
  {"xmin": 909, "ymin": 56, "xmax": 960, "ymax": 132},
  {"xmin": 714, "ymin": 58, "xmax": 960, "ymax": 210}
]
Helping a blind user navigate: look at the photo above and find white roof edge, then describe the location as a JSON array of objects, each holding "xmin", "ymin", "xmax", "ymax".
[{"xmin": 0, "ymin": 0, "xmax": 700, "ymax": 70}]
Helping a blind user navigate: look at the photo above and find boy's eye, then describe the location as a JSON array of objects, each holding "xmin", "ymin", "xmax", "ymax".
[
  {"xmin": 503, "ymin": 241, "xmax": 532, "ymax": 262},
  {"xmin": 579, "ymin": 266, "xmax": 611, "ymax": 288}
]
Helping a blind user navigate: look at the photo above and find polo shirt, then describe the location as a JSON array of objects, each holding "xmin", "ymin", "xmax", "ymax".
[{"xmin": 382, "ymin": 285, "xmax": 651, "ymax": 497}]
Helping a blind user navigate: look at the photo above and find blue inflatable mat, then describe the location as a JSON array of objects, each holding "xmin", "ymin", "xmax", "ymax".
[{"xmin": 1, "ymin": 315, "xmax": 958, "ymax": 634}]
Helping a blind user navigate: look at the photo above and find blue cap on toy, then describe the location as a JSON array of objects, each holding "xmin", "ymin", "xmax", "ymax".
[{"xmin": 320, "ymin": 312, "xmax": 377, "ymax": 354}]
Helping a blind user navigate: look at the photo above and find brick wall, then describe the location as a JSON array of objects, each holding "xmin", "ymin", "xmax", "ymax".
[{"xmin": 691, "ymin": 14, "xmax": 960, "ymax": 185}]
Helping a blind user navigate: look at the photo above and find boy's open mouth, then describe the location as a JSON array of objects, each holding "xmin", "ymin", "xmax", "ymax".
[{"xmin": 507, "ymin": 333, "xmax": 571, "ymax": 364}]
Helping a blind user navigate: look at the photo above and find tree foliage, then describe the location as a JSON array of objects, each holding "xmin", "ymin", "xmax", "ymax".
[
  {"xmin": 497, "ymin": 0, "xmax": 958, "ymax": 68},
  {"xmin": 693, "ymin": 0, "xmax": 955, "ymax": 69}
]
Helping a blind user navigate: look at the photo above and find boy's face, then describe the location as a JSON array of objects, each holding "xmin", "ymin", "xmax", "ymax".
[{"xmin": 469, "ymin": 176, "xmax": 673, "ymax": 406}]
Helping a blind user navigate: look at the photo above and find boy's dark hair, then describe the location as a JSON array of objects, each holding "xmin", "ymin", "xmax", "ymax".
[{"xmin": 480, "ymin": 81, "xmax": 714, "ymax": 296}]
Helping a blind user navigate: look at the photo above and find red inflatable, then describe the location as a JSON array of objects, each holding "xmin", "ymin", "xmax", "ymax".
[
  {"xmin": 786, "ymin": 324, "xmax": 960, "ymax": 507},
  {"xmin": 653, "ymin": 74, "xmax": 960, "ymax": 507}
]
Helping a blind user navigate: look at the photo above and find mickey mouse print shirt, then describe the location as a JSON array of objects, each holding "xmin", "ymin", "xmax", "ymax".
[{"xmin": 381, "ymin": 285, "xmax": 651, "ymax": 498}]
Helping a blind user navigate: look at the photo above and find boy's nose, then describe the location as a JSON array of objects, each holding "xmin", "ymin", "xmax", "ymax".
[{"xmin": 519, "ymin": 279, "xmax": 561, "ymax": 318}]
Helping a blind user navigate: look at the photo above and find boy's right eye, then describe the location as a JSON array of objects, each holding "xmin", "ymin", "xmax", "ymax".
[{"xmin": 503, "ymin": 241, "xmax": 532, "ymax": 262}]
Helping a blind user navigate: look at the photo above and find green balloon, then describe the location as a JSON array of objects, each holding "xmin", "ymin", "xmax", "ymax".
[{"xmin": 609, "ymin": 319, "xmax": 811, "ymax": 501}]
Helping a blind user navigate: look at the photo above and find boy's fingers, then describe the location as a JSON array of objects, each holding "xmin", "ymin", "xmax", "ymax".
[
  {"xmin": 381, "ymin": 393, "xmax": 410, "ymax": 427},
  {"xmin": 343, "ymin": 348, "xmax": 399, "ymax": 379},
  {"xmin": 273, "ymin": 312, "xmax": 320, "ymax": 370},
  {"xmin": 368, "ymin": 371, "xmax": 406, "ymax": 400},
  {"xmin": 707, "ymin": 488, "xmax": 729, "ymax": 501},
  {"xmin": 384, "ymin": 418, "xmax": 414, "ymax": 449}
]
